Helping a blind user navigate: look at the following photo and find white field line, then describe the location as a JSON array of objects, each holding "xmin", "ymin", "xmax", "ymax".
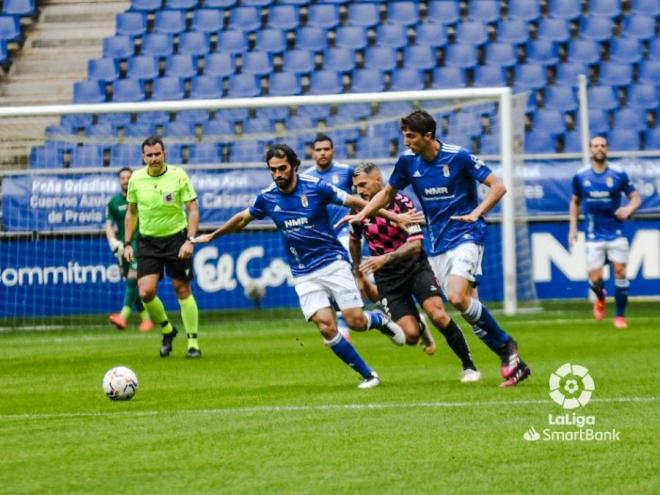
[{"xmin": 1, "ymin": 396, "xmax": 657, "ymax": 422}]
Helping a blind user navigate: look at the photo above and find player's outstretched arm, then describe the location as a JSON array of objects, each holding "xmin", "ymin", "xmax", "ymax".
[
  {"xmin": 451, "ymin": 172, "xmax": 506, "ymax": 222},
  {"xmin": 568, "ymin": 195, "xmax": 581, "ymax": 247},
  {"xmin": 338, "ymin": 186, "xmax": 422, "ymax": 228},
  {"xmin": 360, "ymin": 239, "xmax": 422, "ymax": 275},
  {"xmin": 191, "ymin": 208, "xmax": 255, "ymax": 244},
  {"xmin": 615, "ymin": 190, "xmax": 641, "ymax": 221}
]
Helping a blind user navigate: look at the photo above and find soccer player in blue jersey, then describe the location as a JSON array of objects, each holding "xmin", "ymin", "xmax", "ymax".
[
  {"xmin": 193, "ymin": 144, "xmax": 419, "ymax": 389},
  {"xmin": 339, "ymin": 110, "xmax": 530, "ymax": 387},
  {"xmin": 569, "ymin": 136, "xmax": 641, "ymax": 329}
]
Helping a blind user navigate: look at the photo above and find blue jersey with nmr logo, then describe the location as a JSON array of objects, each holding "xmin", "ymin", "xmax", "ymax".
[
  {"xmin": 249, "ymin": 175, "xmax": 349, "ymax": 277},
  {"xmin": 389, "ymin": 142, "xmax": 492, "ymax": 255},
  {"xmin": 301, "ymin": 161, "xmax": 354, "ymax": 235},
  {"xmin": 572, "ymin": 164, "xmax": 635, "ymax": 241}
]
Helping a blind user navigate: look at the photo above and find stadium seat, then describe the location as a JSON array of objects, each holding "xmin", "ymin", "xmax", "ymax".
[
  {"xmin": 626, "ymin": 83, "xmax": 658, "ymax": 111},
  {"xmin": 0, "ymin": 15, "xmax": 21, "ymax": 43},
  {"xmin": 189, "ymin": 75, "xmax": 223, "ymax": 99},
  {"xmin": 73, "ymin": 80, "xmax": 106, "ymax": 103},
  {"xmin": 613, "ymin": 107, "xmax": 647, "ymax": 132},
  {"xmin": 644, "ymin": 127, "xmax": 660, "ymax": 150},
  {"xmin": 323, "ymin": 47, "xmax": 356, "ymax": 72},
  {"xmin": 176, "ymin": 110, "xmax": 210, "ymax": 124},
  {"xmin": 467, "ymin": 1, "xmax": 499, "ymax": 23},
  {"xmin": 295, "ymin": 27, "xmax": 327, "ymax": 52},
  {"xmin": 609, "ymin": 38, "xmax": 643, "ymax": 64},
  {"xmin": 203, "ymin": 119, "xmax": 233, "ymax": 137},
  {"xmin": 267, "ymin": 5, "xmax": 299, "ymax": 30},
  {"xmin": 479, "ymin": 133, "xmax": 499, "ymax": 154},
  {"xmin": 268, "ymin": 72, "xmax": 301, "ymax": 96},
  {"xmin": 165, "ymin": 53, "xmax": 196, "ymax": 79},
  {"xmin": 87, "ymin": 122, "xmax": 115, "ymax": 138},
  {"xmin": 112, "ymin": 78, "xmax": 145, "ymax": 102},
  {"xmin": 229, "ymin": 6, "xmax": 261, "ymax": 32},
  {"xmin": 97, "ymin": 113, "xmax": 132, "ymax": 127},
  {"xmin": 456, "ymin": 21, "xmax": 489, "ymax": 46},
  {"xmin": 431, "ymin": 66, "xmax": 467, "ymax": 88},
  {"xmin": 151, "ymin": 76, "xmax": 185, "ymax": 100},
  {"xmin": 607, "ymin": 129, "xmax": 641, "ymax": 151},
  {"xmin": 525, "ymin": 129, "xmax": 558, "ymax": 153},
  {"xmin": 125, "ymin": 121, "xmax": 155, "ymax": 136},
  {"xmin": 61, "ymin": 114, "xmax": 94, "ymax": 131},
  {"xmin": 188, "ymin": 143, "xmax": 221, "ymax": 164},
  {"xmin": 547, "ymin": 0, "xmax": 581, "ymax": 20},
  {"xmin": 526, "ymin": 39, "xmax": 559, "ymax": 66},
  {"xmin": 485, "ymin": 42, "xmax": 517, "ymax": 68},
  {"xmin": 347, "ymin": 3, "xmax": 380, "ymax": 28},
  {"xmin": 178, "ymin": 32, "xmax": 210, "ymax": 57},
  {"xmin": 367, "ymin": 121, "xmax": 400, "ymax": 140},
  {"xmin": 241, "ymin": 51, "xmax": 273, "ymax": 76},
  {"xmin": 87, "ymin": 58, "xmax": 119, "ymax": 83},
  {"xmin": 496, "ymin": 18, "xmax": 529, "ymax": 44},
  {"xmin": 621, "ymin": 14, "xmax": 656, "ymax": 40},
  {"xmin": 336, "ymin": 102, "xmax": 372, "ymax": 119},
  {"xmin": 638, "ymin": 60, "xmax": 660, "ymax": 86},
  {"xmin": 286, "ymin": 115, "xmax": 313, "ymax": 130},
  {"xmin": 544, "ymin": 85, "xmax": 578, "ymax": 112},
  {"xmin": 230, "ymin": 140, "xmax": 264, "ymax": 161},
  {"xmin": 513, "ymin": 64, "xmax": 546, "ymax": 91},
  {"xmin": 390, "ymin": 68, "xmax": 424, "ymax": 91},
  {"xmin": 356, "ymin": 136, "xmax": 393, "ymax": 157},
  {"xmin": 243, "ymin": 118, "xmax": 271, "ymax": 134},
  {"xmin": 555, "ymin": 62, "xmax": 588, "ymax": 87},
  {"xmin": 444, "ymin": 44, "xmax": 478, "ymax": 69},
  {"xmin": 350, "ymin": 69, "xmax": 385, "ymax": 93},
  {"xmin": 306, "ymin": 4, "xmax": 339, "ymax": 29},
  {"xmin": 217, "ymin": 30, "xmax": 248, "ymax": 55},
  {"xmin": 2, "ymin": 0, "xmax": 36, "ymax": 20},
  {"xmin": 70, "ymin": 144, "xmax": 105, "ymax": 167},
  {"xmin": 403, "ymin": 45, "xmax": 436, "ymax": 70},
  {"xmin": 103, "ymin": 35, "xmax": 134, "ymax": 59},
  {"xmin": 190, "ymin": 8, "xmax": 223, "ymax": 34},
  {"xmin": 632, "ymin": 0, "xmax": 659, "ymax": 16},
  {"xmin": 110, "ymin": 144, "xmax": 143, "ymax": 166},
  {"xmin": 364, "ymin": 46, "xmax": 397, "ymax": 71},
  {"xmin": 562, "ymin": 130, "xmax": 582, "ymax": 153},
  {"xmin": 0, "ymin": 39, "xmax": 9, "ymax": 66},
  {"xmin": 153, "ymin": 10, "xmax": 186, "ymax": 35},
  {"xmin": 30, "ymin": 143, "xmax": 66, "ymax": 168},
  {"xmin": 116, "ymin": 12, "xmax": 147, "ymax": 37},
  {"xmin": 282, "ymin": 49, "xmax": 314, "ymax": 74},
  {"xmin": 241, "ymin": 0, "xmax": 270, "ymax": 6},
  {"xmin": 335, "ymin": 26, "xmax": 368, "ymax": 50},
  {"xmin": 127, "ymin": 55, "xmax": 159, "ymax": 80},
  {"xmin": 375, "ymin": 23, "xmax": 407, "ymax": 49},
  {"xmin": 415, "ymin": 21, "xmax": 448, "ymax": 47},
  {"xmin": 588, "ymin": 85, "xmax": 619, "ymax": 111},
  {"xmin": 166, "ymin": 0, "xmax": 198, "ymax": 10},
  {"xmin": 473, "ymin": 65, "xmax": 506, "ymax": 87},
  {"xmin": 326, "ymin": 115, "xmax": 360, "ymax": 141},
  {"xmin": 588, "ymin": 0, "xmax": 622, "ymax": 17},
  {"xmin": 386, "ymin": 2, "xmax": 419, "ymax": 26},
  {"xmin": 163, "ymin": 120, "xmax": 195, "ymax": 138},
  {"xmin": 378, "ymin": 101, "xmax": 414, "ymax": 116},
  {"xmin": 129, "ymin": 0, "xmax": 162, "ymax": 13},
  {"xmin": 203, "ymin": 52, "xmax": 233, "ymax": 77},
  {"xmin": 309, "ymin": 70, "xmax": 342, "ymax": 94},
  {"xmin": 204, "ymin": 0, "xmax": 236, "ymax": 7},
  {"xmin": 567, "ymin": 39, "xmax": 601, "ymax": 66},
  {"xmin": 588, "ymin": 108, "xmax": 610, "ymax": 134},
  {"xmin": 227, "ymin": 73, "xmax": 261, "ymax": 98},
  {"xmin": 255, "ymin": 29, "xmax": 286, "ymax": 54},
  {"xmin": 508, "ymin": 0, "xmax": 540, "ymax": 21},
  {"xmin": 579, "ymin": 16, "xmax": 613, "ymax": 42},
  {"xmin": 536, "ymin": 17, "xmax": 570, "ymax": 43},
  {"xmin": 533, "ymin": 109, "xmax": 565, "ymax": 135},
  {"xmin": 140, "ymin": 33, "xmax": 174, "ymax": 58},
  {"xmin": 427, "ymin": 1, "xmax": 460, "ymax": 24},
  {"xmin": 296, "ymin": 104, "xmax": 331, "ymax": 120},
  {"xmin": 649, "ymin": 38, "xmax": 660, "ymax": 60},
  {"xmin": 598, "ymin": 61, "xmax": 632, "ymax": 87}
]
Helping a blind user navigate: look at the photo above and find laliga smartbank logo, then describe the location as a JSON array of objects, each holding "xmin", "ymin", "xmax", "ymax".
[{"xmin": 523, "ymin": 363, "xmax": 620, "ymax": 442}]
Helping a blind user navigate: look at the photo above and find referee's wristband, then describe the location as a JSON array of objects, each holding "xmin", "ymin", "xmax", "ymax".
[{"xmin": 187, "ymin": 236, "xmax": 195, "ymax": 242}]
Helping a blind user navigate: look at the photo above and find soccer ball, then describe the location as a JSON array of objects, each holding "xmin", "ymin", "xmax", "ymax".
[{"xmin": 102, "ymin": 366, "xmax": 138, "ymax": 401}]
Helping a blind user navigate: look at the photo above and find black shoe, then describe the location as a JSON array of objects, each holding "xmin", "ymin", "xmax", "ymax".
[
  {"xmin": 160, "ymin": 326, "xmax": 178, "ymax": 357},
  {"xmin": 186, "ymin": 347, "xmax": 202, "ymax": 359}
]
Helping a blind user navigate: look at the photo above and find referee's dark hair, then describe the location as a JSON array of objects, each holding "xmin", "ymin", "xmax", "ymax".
[
  {"xmin": 118, "ymin": 167, "xmax": 132, "ymax": 176},
  {"xmin": 265, "ymin": 144, "xmax": 301, "ymax": 171},
  {"xmin": 141, "ymin": 136, "xmax": 165, "ymax": 152},
  {"xmin": 401, "ymin": 110, "xmax": 437, "ymax": 139}
]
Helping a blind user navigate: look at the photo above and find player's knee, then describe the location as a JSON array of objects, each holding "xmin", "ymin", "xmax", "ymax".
[
  {"xmin": 314, "ymin": 316, "xmax": 337, "ymax": 339},
  {"xmin": 447, "ymin": 292, "xmax": 469, "ymax": 311},
  {"xmin": 427, "ymin": 308, "xmax": 451, "ymax": 329},
  {"xmin": 344, "ymin": 312, "xmax": 367, "ymax": 331},
  {"xmin": 400, "ymin": 321, "xmax": 420, "ymax": 345},
  {"xmin": 139, "ymin": 288, "xmax": 156, "ymax": 302}
]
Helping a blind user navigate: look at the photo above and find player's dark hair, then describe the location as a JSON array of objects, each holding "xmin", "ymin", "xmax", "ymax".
[
  {"xmin": 589, "ymin": 135, "xmax": 608, "ymax": 146},
  {"xmin": 401, "ymin": 110, "xmax": 436, "ymax": 139},
  {"xmin": 141, "ymin": 136, "xmax": 165, "ymax": 152},
  {"xmin": 118, "ymin": 167, "xmax": 132, "ymax": 176},
  {"xmin": 353, "ymin": 162, "xmax": 379, "ymax": 177},
  {"xmin": 312, "ymin": 134, "xmax": 334, "ymax": 148},
  {"xmin": 265, "ymin": 144, "xmax": 301, "ymax": 171}
]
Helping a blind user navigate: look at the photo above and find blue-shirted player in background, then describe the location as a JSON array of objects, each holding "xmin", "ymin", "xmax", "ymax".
[
  {"xmin": 193, "ymin": 144, "xmax": 421, "ymax": 389},
  {"xmin": 569, "ymin": 136, "xmax": 641, "ymax": 329},
  {"xmin": 340, "ymin": 110, "xmax": 531, "ymax": 387}
]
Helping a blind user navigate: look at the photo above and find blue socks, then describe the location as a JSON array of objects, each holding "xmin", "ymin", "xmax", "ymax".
[
  {"xmin": 325, "ymin": 334, "xmax": 373, "ymax": 379},
  {"xmin": 364, "ymin": 310, "xmax": 384, "ymax": 330},
  {"xmin": 614, "ymin": 278, "xmax": 629, "ymax": 317},
  {"xmin": 461, "ymin": 298, "xmax": 510, "ymax": 352}
]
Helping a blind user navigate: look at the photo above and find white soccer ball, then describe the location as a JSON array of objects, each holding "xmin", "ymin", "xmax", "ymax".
[{"xmin": 102, "ymin": 366, "xmax": 138, "ymax": 401}]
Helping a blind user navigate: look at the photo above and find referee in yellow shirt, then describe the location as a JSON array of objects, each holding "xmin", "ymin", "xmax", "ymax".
[{"xmin": 124, "ymin": 136, "xmax": 202, "ymax": 358}]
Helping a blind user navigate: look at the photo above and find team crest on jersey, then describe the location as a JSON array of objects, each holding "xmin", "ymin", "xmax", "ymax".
[
  {"xmin": 606, "ymin": 177, "xmax": 613, "ymax": 187},
  {"xmin": 300, "ymin": 194, "xmax": 308, "ymax": 207},
  {"xmin": 443, "ymin": 165, "xmax": 450, "ymax": 177},
  {"xmin": 163, "ymin": 192, "xmax": 175, "ymax": 204},
  {"xmin": 332, "ymin": 174, "xmax": 339, "ymax": 184}
]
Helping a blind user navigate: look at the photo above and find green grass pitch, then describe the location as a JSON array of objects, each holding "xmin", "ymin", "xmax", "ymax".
[{"xmin": 1, "ymin": 301, "xmax": 658, "ymax": 495}]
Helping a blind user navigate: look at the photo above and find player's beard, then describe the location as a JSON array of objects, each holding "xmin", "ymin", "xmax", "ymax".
[{"xmin": 275, "ymin": 176, "xmax": 293, "ymax": 189}]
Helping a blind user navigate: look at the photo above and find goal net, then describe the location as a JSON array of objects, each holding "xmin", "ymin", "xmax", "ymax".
[{"xmin": 0, "ymin": 89, "xmax": 535, "ymax": 328}]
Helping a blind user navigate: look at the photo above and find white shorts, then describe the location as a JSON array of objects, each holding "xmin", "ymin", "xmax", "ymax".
[
  {"xmin": 428, "ymin": 242, "xmax": 484, "ymax": 293},
  {"xmin": 586, "ymin": 237, "xmax": 629, "ymax": 271},
  {"xmin": 293, "ymin": 260, "xmax": 363, "ymax": 321}
]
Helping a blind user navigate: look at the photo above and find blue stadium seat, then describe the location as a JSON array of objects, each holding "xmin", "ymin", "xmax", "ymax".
[
  {"xmin": 0, "ymin": 40, "xmax": 8, "ymax": 66},
  {"xmin": 607, "ymin": 129, "xmax": 640, "ymax": 151},
  {"xmin": 335, "ymin": 26, "xmax": 368, "ymax": 50},
  {"xmin": 386, "ymin": 2, "xmax": 419, "ymax": 26},
  {"xmin": 228, "ymin": 73, "xmax": 261, "ymax": 98},
  {"xmin": 598, "ymin": 61, "xmax": 632, "ymax": 87},
  {"xmin": 242, "ymin": 51, "xmax": 273, "ymax": 76},
  {"xmin": 479, "ymin": 133, "xmax": 499, "ymax": 154},
  {"xmin": 649, "ymin": 38, "xmax": 660, "ymax": 60},
  {"xmin": 621, "ymin": 14, "xmax": 656, "ymax": 40},
  {"xmin": 110, "ymin": 144, "xmax": 143, "ymax": 166},
  {"xmin": 267, "ymin": 5, "xmax": 299, "ymax": 30},
  {"xmin": 163, "ymin": 144, "xmax": 183, "ymax": 163},
  {"xmin": 366, "ymin": 121, "xmax": 400, "ymax": 140},
  {"xmin": 375, "ymin": 23, "xmax": 407, "ymax": 48},
  {"xmin": 0, "ymin": 15, "xmax": 21, "ymax": 43},
  {"xmin": 309, "ymin": 70, "xmax": 342, "ymax": 94},
  {"xmin": 141, "ymin": 33, "xmax": 174, "ymax": 58},
  {"xmin": 567, "ymin": 39, "xmax": 600, "ymax": 65},
  {"xmin": 323, "ymin": 47, "xmax": 356, "ymax": 72},
  {"xmin": 415, "ymin": 21, "xmax": 448, "ymax": 47},
  {"xmin": 562, "ymin": 131, "xmax": 581, "ymax": 153},
  {"xmin": 613, "ymin": 107, "xmax": 647, "ymax": 132},
  {"xmin": 153, "ymin": 10, "xmax": 186, "ymax": 35},
  {"xmin": 378, "ymin": 101, "xmax": 414, "ymax": 116},
  {"xmin": 255, "ymin": 28, "xmax": 286, "ymax": 54},
  {"xmin": 365, "ymin": 46, "xmax": 397, "ymax": 71},
  {"xmin": 73, "ymin": 80, "xmax": 106, "ymax": 103},
  {"xmin": 241, "ymin": 0, "xmax": 270, "ymax": 6},
  {"xmin": 496, "ymin": 18, "xmax": 529, "ymax": 44},
  {"xmin": 87, "ymin": 122, "xmax": 115, "ymax": 138},
  {"xmin": 204, "ymin": 0, "xmax": 236, "ymax": 7},
  {"xmin": 203, "ymin": 119, "xmax": 233, "ymax": 137},
  {"xmin": 544, "ymin": 85, "xmax": 578, "ymax": 111},
  {"xmin": 295, "ymin": 27, "xmax": 327, "ymax": 51},
  {"xmin": 555, "ymin": 62, "xmax": 588, "ymax": 86},
  {"xmin": 326, "ymin": 115, "xmax": 360, "ymax": 141},
  {"xmin": 45, "ymin": 124, "xmax": 75, "ymax": 139},
  {"xmin": 356, "ymin": 136, "xmax": 393, "ymax": 157},
  {"xmin": 351, "ymin": 69, "xmax": 385, "ymax": 93},
  {"xmin": 336, "ymin": 103, "xmax": 372, "ymax": 119},
  {"xmin": 127, "ymin": 55, "xmax": 159, "ymax": 80},
  {"xmin": 130, "ymin": 0, "xmax": 162, "ymax": 13},
  {"xmin": 525, "ymin": 129, "xmax": 558, "ymax": 153},
  {"xmin": 268, "ymin": 72, "xmax": 301, "ymax": 96},
  {"xmin": 526, "ymin": 39, "xmax": 559, "ymax": 65},
  {"xmin": 191, "ymin": 8, "xmax": 223, "ymax": 34},
  {"xmin": 112, "ymin": 78, "xmax": 145, "ymax": 102},
  {"xmin": 203, "ymin": 52, "xmax": 233, "ymax": 77},
  {"xmin": 230, "ymin": 140, "xmax": 264, "ymax": 162},
  {"xmin": 508, "ymin": 0, "xmax": 540, "ymax": 21},
  {"xmin": 61, "ymin": 114, "xmax": 94, "ymax": 131},
  {"xmin": 70, "ymin": 144, "xmax": 105, "ymax": 167},
  {"xmin": 178, "ymin": 32, "xmax": 209, "ymax": 57},
  {"xmin": 151, "ymin": 76, "xmax": 185, "ymax": 100},
  {"xmin": 87, "ymin": 58, "xmax": 119, "ymax": 83},
  {"xmin": 229, "ymin": 6, "xmax": 261, "ymax": 32},
  {"xmin": 579, "ymin": 16, "xmax": 613, "ymax": 42},
  {"xmin": 116, "ymin": 12, "xmax": 147, "ymax": 37},
  {"xmin": 547, "ymin": 0, "xmax": 581, "ymax": 20},
  {"xmin": 136, "ymin": 110, "xmax": 170, "ymax": 125},
  {"xmin": 473, "ymin": 65, "xmax": 506, "ymax": 87},
  {"xmin": 282, "ymin": 49, "xmax": 314, "ymax": 74},
  {"xmin": 103, "ymin": 35, "xmax": 134, "ymax": 59},
  {"xmin": 536, "ymin": 17, "xmax": 570, "ymax": 42},
  {"xmin": 296, "ymin": 104, "xmax": 331, "ymax": 120},
  {"xmin": 403, "ymin": 45, "xmax": 436, "ymax": 70},
  {"xmin": 286, "ymin": 115, "xmax": 313, "ymax": 130},
  {"xmin": 485, "ymin": 41, "xmax": 517, "ymax": 68},
  {"xmin": 644, "ymin": 127, "xmax": 660, "ymax": 149},
  {"xmin": 176, "ymin": 110, "xmax": 210, "ymax": 123},
  {"xmin": 162, "ymin": 122, "xmax": 195, "ymax": 141},
  {"xmin": 444, "ymin": 44, "xmax": 478, "ymax": 68},
  {"xmin": 243, "ymin": 118, "xmax": 272, "ymax": 134},
  {"xmin": 456, "ymin": 21, "xmax": 489, "ymax": 46},
  {"xmin": 626, "ymin": 83, "xmax": 658, "ymax": 111},
  {"xmin": 638, "ymin": 60, "xmax": 660, "ymax": 86},
  {"xmin": 96, "ymin": 113, "xmax": 132, "ymax": 127},
  {"xmin": 165, "ymin": 53, "xmax": 196, "ymax": 78},
  {"xmin": 588, "ymin": 0, "xmax": 622, "ymax": 17},
  {"xmin": 190, "ymin": 75, "xmax": 223, "ymax": 99},
  {"xmin": 347, "ymin": 3, "xmax": 380, "ymax": 27},
  {"xmin": 609, "ymin": 37, "xmax": 643, "ymax": 64},
  {"xmin": 166, "ymin": 0, "xmax": 198, "ymax": 10},
  {"xmin": 217, "ymin": 30, "xmax": 248, "ymax": 55},
  {"xmin": 307, "ymin": 4, "xmax": 339, "ymax": 29},
  {"xmin": 125, "ymin": 121, "xmax": 155, "ymax": 137},
  {"xmin": 632, "ymin": 0, "xmax": 659, "ymax": 15},
  {"xmin": 30, "ymin": 143, "xmax": 67, "ymax": 168},
  {"xmin": 513, "ymin": 64, "xmax": 546, "ymax": 91},
  {"xmin": 391, "ymin": 68, "xmax": 424, "ymax": 91},
  {"xmin": 467, "ymin": 1, "xmax": 499, "ymax": 23},
  {"xmin": 588, "ymin": 108, "xmax": 610, "ymax": 134},
  {"xmin": 427, "ymin": 1, "xmax": 460, "ymax": 24},
  {"xmin": 588, "ymin": 85, "xmax": 619, "ymax": 110},
  {"xmin": 2, "ymin": 0, "xmax": 36, "ymax": 20},
  {"xmin": 431, "ymin": 66, "xmax": 467, "ymax": 88},
  {"xmin": 189, "ymin": 143, "xmax": 221, "ymax": 164}
]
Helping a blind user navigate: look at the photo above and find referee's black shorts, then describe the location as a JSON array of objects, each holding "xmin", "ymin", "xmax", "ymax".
[
  {"xmin": 137, "ymin": 229, "xmax": 193, "ymax": 281},
  {"xmin": 376, "ymin": 256, "xmax": 442, "ymax": 322}
]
